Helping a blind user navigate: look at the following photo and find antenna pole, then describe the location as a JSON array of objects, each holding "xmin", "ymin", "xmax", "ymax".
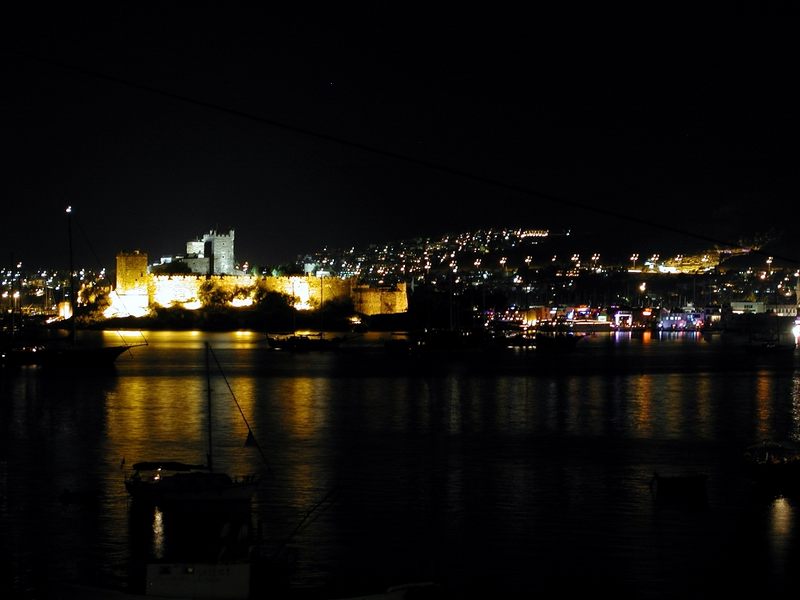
[{"xmin": 66, "ymin": 206, "xmax": 76, "ymax": 343}]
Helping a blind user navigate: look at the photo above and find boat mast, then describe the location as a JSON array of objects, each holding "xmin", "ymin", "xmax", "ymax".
[
  {"xmin": 206, "ymin": 342, "xmax": 213, "ymax": 472},
  {"xmin": 66, "ymin": 206, "xmax": 76, "ymax": 344}
]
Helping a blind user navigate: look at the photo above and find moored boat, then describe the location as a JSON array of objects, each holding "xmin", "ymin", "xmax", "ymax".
[
  {"xmin": 125, "ymin": 461, "xmax": 259, "ymax": 505},
  {"xmin": 266, "ymin": 332, "xmax": 344, "ymax": 351},
  {"xmin": 124, "ymin": 343, "xmax": 264, "ymax": 507},
  {"xmin": 743, "ymin": 440, "xmax": 800, "ymax": 492},
  {"xmin": 7, "ymin": 207, "xmax": 149, "ymax": 370}
]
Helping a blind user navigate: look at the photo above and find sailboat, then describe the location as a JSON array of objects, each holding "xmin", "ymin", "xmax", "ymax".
[
  {"xmin": 3, "ymin": 206, "xmax": 146, "ymax": 368},
  {"xmin": 124, "ymin": 342, "xmax": 263, "ymax": 506}
]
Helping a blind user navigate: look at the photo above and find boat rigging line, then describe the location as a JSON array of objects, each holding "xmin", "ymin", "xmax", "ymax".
[
  {"xmin": 267, "ymin": 485, "xmax": 341, "ymax": 562},
  {"xmin": 65, "ymin": 205, "xmax": 149, "ymax": 350},
  {"xmin": 207, "ymin": 343, "xmax": 274, "ymax": 479}
]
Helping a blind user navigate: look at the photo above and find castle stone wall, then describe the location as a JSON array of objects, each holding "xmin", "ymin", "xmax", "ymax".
[
  {"xmin": 258, "ymin": 275, "xmax": 353, "ymax": 309},
  {"xmin": 352, "ymin": 284, "xmax": 408, "ymax": 315},
  {"xmin": 116, "ymin": 253, "xmax": 406, "ymax": 316}
]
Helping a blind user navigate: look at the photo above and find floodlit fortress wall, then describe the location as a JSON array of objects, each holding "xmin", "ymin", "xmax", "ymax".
[
  {"xmin": 115, "ymin": 255, "xmax": 407, "ymax": 316},
  {"xmin": 112, "ymin": 229, "xmax": 407, "ymax": 317}
]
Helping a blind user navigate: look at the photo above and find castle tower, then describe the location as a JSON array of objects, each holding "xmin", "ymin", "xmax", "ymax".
[
  {"xmin": 109, "ymin": 250, "xmax": 150, "ymax": 317},
  {"xmin": 184, "ymin": 229, "xmax": 236, "ymax": 274},
  {"xmin": 116, "ymin": 251, "xmax": 149, "ymax": 295},
  {"xmin": 203, "ymin": 229, "xmax": 236, "ymax": 275}
]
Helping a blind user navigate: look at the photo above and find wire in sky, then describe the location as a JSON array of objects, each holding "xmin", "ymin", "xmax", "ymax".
[{"xmin": 8, "ymin": 49, "xmax": 798, "ymax": 266}]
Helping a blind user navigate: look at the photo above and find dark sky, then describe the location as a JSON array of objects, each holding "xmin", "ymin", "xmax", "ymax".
[{"xmin": 2, "ymin": 6, "xmax": 796, "ymax": 270}]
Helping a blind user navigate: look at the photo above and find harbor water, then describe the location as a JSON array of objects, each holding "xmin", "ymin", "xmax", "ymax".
[{"xmin": 3, "ymin": 330, "xmax": 800, "ymax": 598}]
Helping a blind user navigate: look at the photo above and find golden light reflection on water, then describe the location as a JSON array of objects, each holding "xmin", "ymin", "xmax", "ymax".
[
  {"xmin": 215, "ymin": 376, "xmax": 264, "ymax": 476},
  {"xmin": 106, "ymin": 377, "xmax": 206, "ymax": 459},
  {"xmin": 631, "ymin": 376, "xmax": 653, "ymax": 436},
  {"xmin": 690, "ymin": 376, "xmax": 714, "ymax": 440},
  {"xmin": 14, "ymin": 329, "xmax": 800, "ymax": 600},
  {"xmin": 755, "ymin": 374, "xmax": 775, "ymax": 440},
  {"xmin": 662, "ymin": 374, "xmax": 685, "ymax": 436},
  {"xmin": 446, "ymin": 379, "xmax": 463, "ymax": 434},
  {"xmin": 273, "ymin": 377, "xmax": 332, "ymax": 439},
  {"xmin": 559, "ymin": 377, "xmax": 605, "ymax": 436},
  {"xmin": 101, "ymin": 330, "xmax": 151, "ymax": 345},
  {"xmin": 770, "ymin": 497, "xmax": 792, "ymax": 537},
  {"xmin": 218, "ymin": 376, "xmax": 257, "ymax": 436},
  {"xmin": 768, "ymin": 496, "xmax": 793, "ymax": 575}
]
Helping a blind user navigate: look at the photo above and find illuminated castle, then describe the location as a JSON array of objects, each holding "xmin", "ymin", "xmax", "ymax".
[{"xmin": 108, "ymin": 247, "xmax": 407, "ymax": 319}]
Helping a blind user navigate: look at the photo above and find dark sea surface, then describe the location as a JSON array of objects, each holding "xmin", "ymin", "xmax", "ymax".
[{"xmin": 3, "ymin": 329, "xmax": 800, "ymax": 599}]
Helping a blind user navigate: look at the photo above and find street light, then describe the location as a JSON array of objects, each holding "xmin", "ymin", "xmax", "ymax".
[{"xmin": 630, "ymin": 253, "xmax": 639, "ymax": 270}]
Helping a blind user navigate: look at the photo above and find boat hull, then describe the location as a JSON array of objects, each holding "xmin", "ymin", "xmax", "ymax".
[
  {"xmin": 2, "ymin": 343, "xmax": 139, "ymax": 368},
  {"xmin": 266, "ymin": 334, "xmax": 343, "ymax": 351},
  {"xmin": 125, "ymin": 474, "xmax": 259, "ymax": 507},
  {"xmin": 744, "ymin": 441, "xmax": 800, "ymax": 493}
]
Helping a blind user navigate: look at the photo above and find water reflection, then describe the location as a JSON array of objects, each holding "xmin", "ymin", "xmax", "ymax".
[
  {"xmin": 631, "ymin": 376, "xmax": 653, "ymax": 436},
  {"xmin": 770, "ymin": 497, "xmax": 793, "ymax": 538},
  {"xmin": 696, "ymin": 376, "xmax": 713, "ymax": 440},
  {"xmin": 767, "ymin": 496, "xmax": 794, "ymax": 585},
  {"xmin": 792, "ymin": 376, "xmax": 800, "ymax": 442},
  {"xmin": 274, "ymin": 377, "xmax": 332, "ymax": 439},
  {"xmin": 756, "ymin": 374, "xmax": 776, "ymax": 439},
  {"xmin": 6, "ymin": 330, "xmax": 800, "ymax": 598},
  {"xmin": 129, "ymin": 501, "xmax": 252, "ymax": 564}
]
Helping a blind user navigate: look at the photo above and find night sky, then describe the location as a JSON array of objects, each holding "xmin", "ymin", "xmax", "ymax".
[{"xmin": 2, "ymin": 6, "xmax": 796, "ymax": 270}]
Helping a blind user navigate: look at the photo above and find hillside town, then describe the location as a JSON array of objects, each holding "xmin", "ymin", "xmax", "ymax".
[{"xmin": 2, "ymin": 226, "xmax": 798, "ymax": 337}]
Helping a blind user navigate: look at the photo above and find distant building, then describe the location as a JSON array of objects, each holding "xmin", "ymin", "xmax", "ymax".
[
  {"xmin": 729, "ymin": 301, "xmax": 766, "ymax": 314},
  {"xmin": 657, "ymin": 306, "xmax": 706, "ymax": 330}
]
